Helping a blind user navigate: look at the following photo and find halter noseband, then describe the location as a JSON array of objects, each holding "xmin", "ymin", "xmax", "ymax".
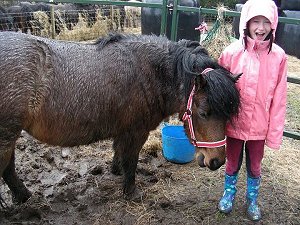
[{"xmin": 182, "ymin": 68, "xmax": 227, "ymax": 148}]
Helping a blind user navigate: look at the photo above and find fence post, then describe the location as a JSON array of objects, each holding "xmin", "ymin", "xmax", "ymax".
[
  {"xmin": 170, "ymin": 0, "xmax": 179, "ymax": 41},
  {"xmin": 160, "ymin": 0, "xmax": 168, "ymax": 35},
  {"xmin": 50, "ymin": 5, "xmax": 55, "ymax": 39}
]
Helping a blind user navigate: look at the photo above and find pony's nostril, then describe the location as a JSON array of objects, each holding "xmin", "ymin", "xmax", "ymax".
[
  {"xmin": 209, "ymin": 158, "xmax": 222, "ymax": 171},
  {"xmin": 197, "ymin": 154, "xmax": 205, "ymax": 167}
]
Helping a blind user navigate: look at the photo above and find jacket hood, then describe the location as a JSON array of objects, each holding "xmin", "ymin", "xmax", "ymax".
[{"xmin": 239, "ymin": 0, "xmax": 278, "ymax": 39}]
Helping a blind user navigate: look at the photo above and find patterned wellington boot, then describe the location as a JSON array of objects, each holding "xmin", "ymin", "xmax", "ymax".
[
  {"xmin": 246, "ymin": 176, "xmax": 262, "ymax": 221},
  {"xmin": 218, "ymin": 173, "xmax": 238, "ymax": 214}
]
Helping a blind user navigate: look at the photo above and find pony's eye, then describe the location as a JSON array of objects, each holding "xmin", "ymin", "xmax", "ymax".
[
  {"xmin": 199, "ymin": 110, "xmax": 211, "ymax": 119},
  {"xmin": 201, "ymin": 113, "xmax": 206, "ymax": 117},
  {"xmin": 199, "ymin": 112, "xmax": 208, "ymax": 118}
]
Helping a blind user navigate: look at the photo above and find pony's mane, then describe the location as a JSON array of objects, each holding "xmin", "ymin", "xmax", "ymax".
[
  {"xmin": 94, "ymin": 33, "xmax": 125, "ymax": 48},
  {"xmin": 169, "ymin": 42, "xmax": 240, "ymax": 120},
  {"xmin": 94, "ymin": 33, "xmax": 170, "ymax": 50},
  {"xmin": 95, "ymin": 33, "xmax": 239, "ymax": 120}
]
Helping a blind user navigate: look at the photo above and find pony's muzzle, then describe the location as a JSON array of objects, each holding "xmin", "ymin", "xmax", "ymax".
[{"xmin": 196, "ymin": 150, "xmax": 225, "ymax": 171}]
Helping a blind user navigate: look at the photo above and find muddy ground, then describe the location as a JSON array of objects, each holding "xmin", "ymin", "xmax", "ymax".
[{"xmin": 0, "ymin": 128, "xmax": 299, "ymax": 225}]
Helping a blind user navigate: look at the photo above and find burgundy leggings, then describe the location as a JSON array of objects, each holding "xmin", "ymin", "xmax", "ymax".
[{"xmin": 225, "ymin": 136, "xmax": 265, "ymax": 178}]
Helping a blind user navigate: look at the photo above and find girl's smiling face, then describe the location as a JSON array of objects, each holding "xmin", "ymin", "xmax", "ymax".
[{"xmin": 248, "ymin": 16, "xmax": 272, "ymax": 41}]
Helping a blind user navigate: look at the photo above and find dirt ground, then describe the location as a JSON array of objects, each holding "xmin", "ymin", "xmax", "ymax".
[
  {"xmin": 0, "ymin": 59, "xmax": 300, "ymax": 225},
  {"xmin": 0, "ymin": 130, "xmax": 299, "ymax": 225}
]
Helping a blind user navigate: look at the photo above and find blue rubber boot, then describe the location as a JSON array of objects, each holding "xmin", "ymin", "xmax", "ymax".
[
  {"xmin": 246, "ymin": 176, "xmax": 262, "ymax": 221},
  {"xmin": 218, "ymin": 173, "xmax": 238, "ymax": 214}
]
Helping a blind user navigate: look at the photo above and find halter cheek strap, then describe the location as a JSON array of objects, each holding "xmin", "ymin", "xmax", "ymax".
[{"xmin": 182, "ymin": 68, "xmax": 227, "ymax": 148}]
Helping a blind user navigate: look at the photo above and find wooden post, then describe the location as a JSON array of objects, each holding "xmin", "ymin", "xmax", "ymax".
[{"xmin": 50, "ymin": 5, "xmax": 55, "ymax": 39}]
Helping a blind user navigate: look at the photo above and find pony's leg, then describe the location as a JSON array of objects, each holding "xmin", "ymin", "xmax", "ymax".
[
  {"xmin": 111, "ymin": 147, "xmax": 122, "ymax": 176},
  {"xmin": 2, "ymin": 146, "xmax": 31, "ymax": 204},
  {"xmin": 0, "ymin": 123, "xmax": 31, "ymax": 205},
  {"xmin": 113, "ymin": 130, "xmax": 149, "ymax": 200},
  {"xmin": 0, "ymin": 140, "xmax": 15, "ymax": 208}
]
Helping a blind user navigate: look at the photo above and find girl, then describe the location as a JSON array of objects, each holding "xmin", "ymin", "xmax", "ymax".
[{"xmin": 218, "ymin": 0, "xmax": 287, "ymax": 221}]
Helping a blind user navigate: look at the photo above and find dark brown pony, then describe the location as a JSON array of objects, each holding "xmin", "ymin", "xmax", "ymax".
[{"xmin": 0, "ymin": 32, "xmax": 240, "ymax": 205}]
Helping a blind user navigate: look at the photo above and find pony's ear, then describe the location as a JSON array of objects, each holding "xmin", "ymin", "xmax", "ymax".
[
  {"xmin": 195, "ymin": 74, "xmax": 207, "ymax": 91},
  {"xmin": 232, "ymin": 73, "xmax": 242, "ymax": 82}
]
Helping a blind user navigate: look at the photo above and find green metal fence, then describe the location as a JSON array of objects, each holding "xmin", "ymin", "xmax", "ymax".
[{"xmin": 32, "ymin": 0, "xmax": 300, "ymax": 140}]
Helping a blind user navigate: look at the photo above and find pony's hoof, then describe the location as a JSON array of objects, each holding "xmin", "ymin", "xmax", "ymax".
[
  {"xmin": 13, "ymin": 189, "xmax": 32, "ymax": 204},
  {"xmin": 124, "ymin": 188, "xmax": 143, "ymax": 202}
]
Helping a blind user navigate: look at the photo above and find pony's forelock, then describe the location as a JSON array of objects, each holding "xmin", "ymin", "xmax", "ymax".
[{"xmin": 203, "ymin": 69, "xmax": 240, "ymax": 121}]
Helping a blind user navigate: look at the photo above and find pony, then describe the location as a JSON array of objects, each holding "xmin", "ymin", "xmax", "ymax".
[{"xmin": 0, "ymin": 32, "xmax": 240, "ymax": 206}]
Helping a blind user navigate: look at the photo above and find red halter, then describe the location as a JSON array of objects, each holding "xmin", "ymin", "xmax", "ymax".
[{"xmin": 182, "ymin": 68, "xmax": 227, "ymax": 148}]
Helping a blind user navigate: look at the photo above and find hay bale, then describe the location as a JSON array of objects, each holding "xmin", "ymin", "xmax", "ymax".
[
  {"xmin": 56, "ymin": 13, "xmax": 108, "ymax": 41},
  {"xmin": 32, "ymin": 11, "xmax": 52, "ymax": 37},
  {"xmin": 142, "ymin": 129, "xmax": 162, "ymax": 156},
  {"xmin": 33, "ymin": 11, "xmax": 109, "ymax": 41}
]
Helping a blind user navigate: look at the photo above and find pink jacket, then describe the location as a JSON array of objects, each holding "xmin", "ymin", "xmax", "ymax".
[{"xmin": 218, "ymin": 0, "xmax": 287, "ymax": 149}]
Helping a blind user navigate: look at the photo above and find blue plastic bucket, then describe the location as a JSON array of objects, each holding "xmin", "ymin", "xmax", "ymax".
[{"xmin": 161, "ymin": 125, "xmax": 195, "ymax": 164}]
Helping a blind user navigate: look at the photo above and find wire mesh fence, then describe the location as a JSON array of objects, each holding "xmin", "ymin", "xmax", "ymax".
[{"xmin": 0, "ymin": 1, "xmax": 142, "ymax": 40}]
